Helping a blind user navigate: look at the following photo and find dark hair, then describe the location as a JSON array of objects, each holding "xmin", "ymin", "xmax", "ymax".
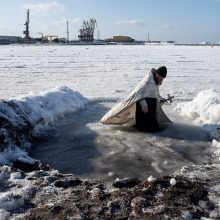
[{"xmin": 156, "ymin": 66, "xmax": 167, "ymax": 78}]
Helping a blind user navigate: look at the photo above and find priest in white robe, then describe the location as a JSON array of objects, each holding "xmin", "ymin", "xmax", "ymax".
[{"xmin": 100, "ymin": 66, "xmax": 172, "ymax": 132}]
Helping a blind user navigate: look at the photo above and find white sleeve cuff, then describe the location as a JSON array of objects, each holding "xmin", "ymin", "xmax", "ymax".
[{"xmin": 140, "ymin": 99, "xmax": 148, "ymax": 107}]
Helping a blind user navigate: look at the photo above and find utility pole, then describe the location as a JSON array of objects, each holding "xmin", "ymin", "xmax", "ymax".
[
  {"xmin": 66, "ymin": 21, "xmax": 69, "ymax": 42},
  {"xmin": 147, "ymin": 33, "xmax": 150, "ymax": 41},
  {"xmin": 97, "ymin": 30, "xmax": 100, "ymax": 40},
  {"xmin": 23, "ymin": 9, "xmax": 30, "ymax": 40}
]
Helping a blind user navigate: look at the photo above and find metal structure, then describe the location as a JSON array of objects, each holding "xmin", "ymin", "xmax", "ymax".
[
  {"xmin": 23, "ymin": 9, "xmax": 30, "ymax": 39},
  {"xmin": 66, "ymin": 21, "xmax": 69, "ymax": 42},
  {"xmin": 78, "ymin": 18, "xmax": 97, "ymax": 42}
]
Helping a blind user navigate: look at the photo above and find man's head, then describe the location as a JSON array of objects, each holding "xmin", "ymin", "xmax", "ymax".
[{"xmin": 155, "ymin": 66, "xmax": 167, "ymax": 85}]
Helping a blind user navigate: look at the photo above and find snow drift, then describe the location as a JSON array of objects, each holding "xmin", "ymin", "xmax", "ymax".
[{"xmin": 0, "ymin": 86, "xmax": 88, "ymax": 164}]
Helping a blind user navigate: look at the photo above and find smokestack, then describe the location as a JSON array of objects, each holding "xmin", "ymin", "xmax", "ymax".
[{"xmin": 66, "ymin": 21, "xmax": 69, "ymax": 42}]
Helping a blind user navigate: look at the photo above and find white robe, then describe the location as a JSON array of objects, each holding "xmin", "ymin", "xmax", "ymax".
[{"xmin": 100, "ymin": 71, "xmax": 172, "ymax": 128}]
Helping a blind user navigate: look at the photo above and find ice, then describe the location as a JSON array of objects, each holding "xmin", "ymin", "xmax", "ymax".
[
  {"xmin": 175, "ymin": 89, "xmax": 220, "ymax": 124},
  {"xmin": 0, "ymin": 192, "xmax": 24, "ymax": 211},
  {"xmin": 0, "ymin": 45, "xmax": 220, "ymax": 101},
  {"xmin": 18, "ymin": 86, "xmax": 88, "ymax": 126},
  {"xmin": 0, "ymin": 209, "xmax": 10, "ymax": 220},
  {"xmin": 170, "ymin": 178, "xmax": 176, "ymax": 185},
  {"xmin": 0, "ymin": 44, "xmax": 220, "ymax": 180},
  {"xmin": 212, "ymin": 139, "xmax": 220, "ymax": 148},
  {"xmin": 108, "ymin": 172, "xmax": 114, "ymax": 177},
  {"xmin": 0, "ymin": 147, "xmax": 34, "ymax": 165},
  {"xmin": 175, "ymin": 89, "xmax": 220, "ymax": 139},
  {"xmin": 147, "ymin": 175, "xmax": 156, "ymax": 182},
  {"xmin": 182, "ymin": 211, "xmax": 193, "ymax": 220},
  {"xmin": 211, "ymin": 139, "xmax": 220, "ymax": 159}
]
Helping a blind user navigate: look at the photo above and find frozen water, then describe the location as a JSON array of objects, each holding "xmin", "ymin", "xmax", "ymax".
[
  {"xmin": 0, "ymin": 45, "xmax": 220, "ymax": 100},
  {"xmin": 1, "ymin": 44, "xmax": 220, "ymax": 180}
]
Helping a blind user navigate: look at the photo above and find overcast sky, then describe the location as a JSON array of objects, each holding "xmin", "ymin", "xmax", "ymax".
[{"xmin": 0, "ymin": 0, "xmax": 220, "ymax": 43}]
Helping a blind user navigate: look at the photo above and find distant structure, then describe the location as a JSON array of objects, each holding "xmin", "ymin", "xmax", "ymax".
[
  {"xmin": 78, "ymin": 18, "xmax": 97, "ymax": 42},
  {"xmin": 45, "ymin": 35, "xmax": 58, "ymax": 42},
  {"xmin": 112, "ymin": 36, "xmax": 134, "ymax": 43},
  {"xmin": 66, "ymin": 21, "xmax": 69, "ymax": 42},
  {"xmin": 23, "ymin": 9, "xmax": 30, "ymax": 40},
  {"xmin": 0, "ymin": 36, "xmax": 23, "ymax": 45}
]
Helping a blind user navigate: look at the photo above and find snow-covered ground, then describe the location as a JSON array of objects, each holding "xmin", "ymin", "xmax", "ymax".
[
  {"xmin": 0, "ymin": 44, "xmax": 220, "ymax": 218},
  {"xmin": 0, "ymin": 44, "xmax": 220, "ymax": 167},
  {"xmin": 0, "ymin": 44, "xmax": 220, "ymax": 100}
]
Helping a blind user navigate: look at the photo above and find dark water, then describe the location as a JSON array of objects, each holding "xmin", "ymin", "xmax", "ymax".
[{"xmin": 30, "ymin": 102, "xmax": 212, "ymax": 181}]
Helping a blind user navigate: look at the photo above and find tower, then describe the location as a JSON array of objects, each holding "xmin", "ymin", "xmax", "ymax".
[
  {"xmin": 23, "ymin": 9, "xmax": 30, "ymax": 39},
  {"xmin": 66, "ymin": 21, "xmax": 69, "ymax": 42}
]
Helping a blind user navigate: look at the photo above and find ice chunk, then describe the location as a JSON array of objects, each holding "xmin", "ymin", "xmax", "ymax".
[
  {"xmin": 147, "ymin": 175, "xmax": 156, "ymax": 182},
  {"xmin": 170, "ymin": 178, "xmax": 176, "ymax": 186}
]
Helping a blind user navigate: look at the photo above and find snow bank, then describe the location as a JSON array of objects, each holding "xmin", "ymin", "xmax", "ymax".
[
  {"xmin": 175, "ymin": 89, "xmax": 220, "ymax": 140},
  {"xmin": 0, "ymin": 86, "xmax": 88, "ymax": 165},
  {"xmin": 0, "ymin": 147, "xmax": 35, "ymax": 165},
  {"xmin": 16, "ymin": 86, "xmax": 88, "ymax": 126}
]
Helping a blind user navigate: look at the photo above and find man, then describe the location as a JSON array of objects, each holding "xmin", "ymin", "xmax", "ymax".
[
  {"xmin": 135, "ymin": 66, "xmax": 168, "ymax": 132},
  {"xmin": 100, "ymin": 66, "xmax": 171, "ymax": 132}
]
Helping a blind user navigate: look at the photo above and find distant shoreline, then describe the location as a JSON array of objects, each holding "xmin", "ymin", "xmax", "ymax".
[{"xmin": 0, "ymin": 42, "xmax": 220, "ymax": 46}]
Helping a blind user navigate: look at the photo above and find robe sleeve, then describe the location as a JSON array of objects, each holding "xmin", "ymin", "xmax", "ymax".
[{"xmin": 139, "ymin": 99, "xmax": 148, "ymax": 108}]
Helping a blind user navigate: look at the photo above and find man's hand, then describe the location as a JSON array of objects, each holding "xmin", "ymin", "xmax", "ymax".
[{"xmin": 142, "ymin": 106, "xmax": 148, "ymax": 114}]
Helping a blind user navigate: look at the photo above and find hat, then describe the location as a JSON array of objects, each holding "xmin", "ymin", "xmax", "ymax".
[{"xmin": 156, "ymin": 66, "xmax": 167, "ymax": 78}]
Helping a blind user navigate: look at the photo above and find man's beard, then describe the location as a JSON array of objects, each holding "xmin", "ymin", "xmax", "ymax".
[{"xmin": 153, "ymin": 73, "xmax": 162, "ymax": 85}]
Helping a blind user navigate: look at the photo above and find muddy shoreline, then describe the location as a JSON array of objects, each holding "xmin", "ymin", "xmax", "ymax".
[{"xmin": 0, "ymin": 160, "xmax": 219, "ymax": 219}]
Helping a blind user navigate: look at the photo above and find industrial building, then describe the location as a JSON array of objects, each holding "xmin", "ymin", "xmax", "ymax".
[
  {"xmin": 0, "ymin": 36, "xmax": 23, "ymax": 44},
  {"xmin": 112, "ymin": 36, "xmax": 134, "ymax": 43}
]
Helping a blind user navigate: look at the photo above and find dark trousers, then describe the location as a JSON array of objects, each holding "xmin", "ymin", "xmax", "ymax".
[{"xmin": 135, "ymin": 98, "xmax": 159, "ymax": 132}]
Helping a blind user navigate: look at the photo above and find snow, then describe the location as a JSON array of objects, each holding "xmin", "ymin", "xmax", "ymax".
[
  {"xmin": 0, "ymin": 44, "xmax": 219, "ymax": 178},
  {"xmin": 14, "ymin": 86, "xmax": 88, "ymax": 127},
  {"xmin": 147, "ymin": 175, "xmax": 156, "ymax": 182},
  {"xmin": 169, "ymin": 178, "xmax": 176, "ymax": 185},
  {"xmin": 0, "ymin": 44, "xmax": 219, "ymax": 141},
  {"xmin": 0, "ymin": 86, "xmax": 88, "ymax": 165},
  {"xmin": 0, "ymin": 192, "xmax": 24, "ymax": 211},
  {"xmin": 0, "ymin": 147, "xmax": 34, "ymax": 165},
  {"xmin": 108, "ymin": 172, "xmax": 114, "ymax": 177},
  {"xmin": 0, "ymin": 45, "xmax": 220, "ymax": 101},
  {"xmin": 175, "ymin": 89, "xmax": 220, "ymax": 140},
  {"xmin": 211, "ymin": 139, "xmax": 220, "ymax": 160},
  {"xmin": 0, "ymin": 209, "xmax": 10, "ymax": 220},
  {"xmin": 0, "ymin": 44, "xmax": 220, "ymax": 216}
]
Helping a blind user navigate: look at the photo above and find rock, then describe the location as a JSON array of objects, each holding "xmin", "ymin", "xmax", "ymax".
[
  {"xmin": 54, "ymin": 178, "xmax": 82, "ymax": 188},
  {"xmin": 131, "ymin": 197, "xmax": 148, "ymax": 208},
  {"xmin": 113, "ymin": 178, "xmax": 139, "ymax": 188},
  {"xmin": 107, "ymin": 200, "xmax": 121, "ymax": 215},
  {"xmin": 13, "ymin": 160, "xmax": 39, "ymax": 172}
]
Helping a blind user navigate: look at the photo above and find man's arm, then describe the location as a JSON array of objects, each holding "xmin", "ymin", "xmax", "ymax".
[{"xmin": 140, "ymin": 99, "xmax": 148, "ymax": 113}]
